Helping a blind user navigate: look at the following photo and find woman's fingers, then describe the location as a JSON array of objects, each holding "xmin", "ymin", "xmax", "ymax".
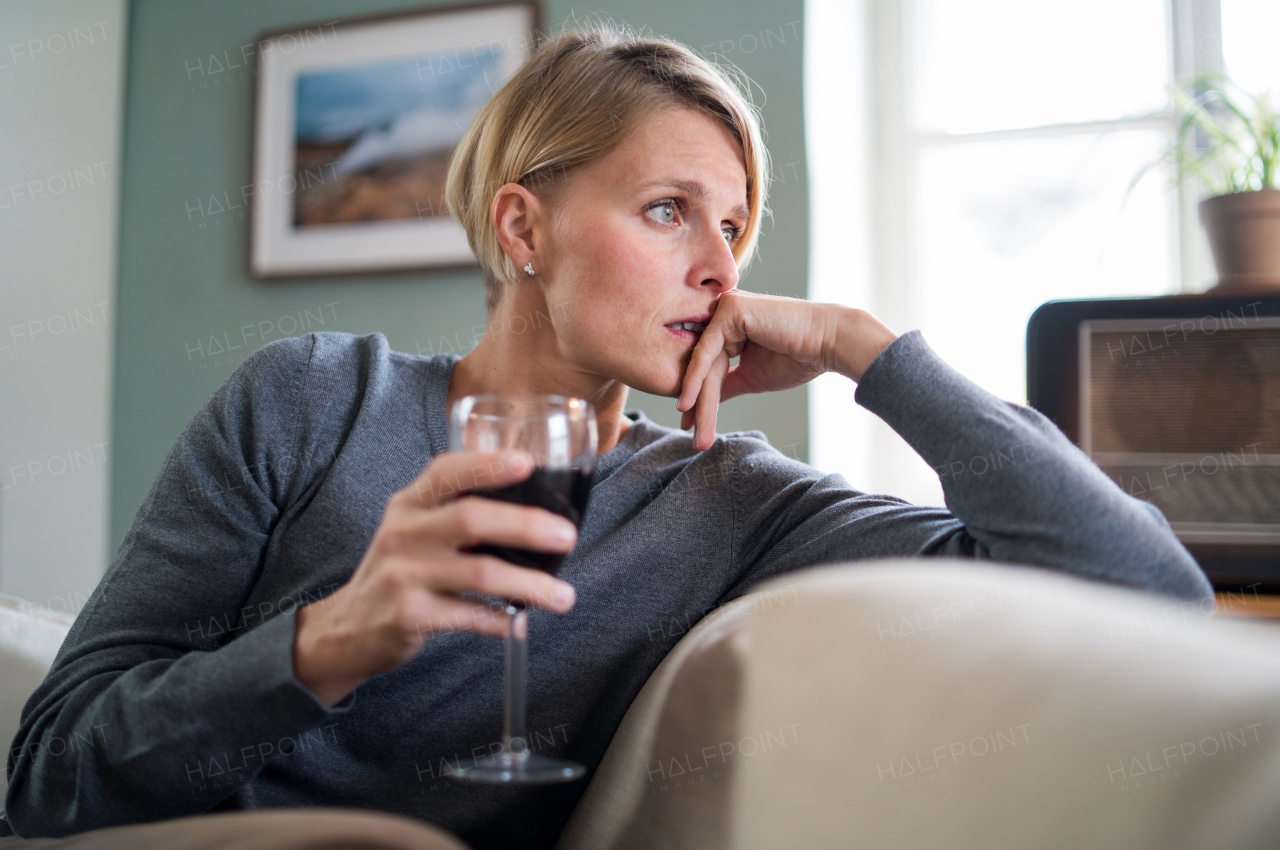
[
  {"xmin": 677, "ymin": 328, "xmax": 720, "ymax": 413},
  {"xmin": 692, "ymin": 350, "xmax": 731, "ymax": 451},
  {"xmin": 428, "ymin": 552, "xmax": 575, "ymax": 613},
  {"xmin": 439, "ymin": 497, "xmax": 577, "ymax": 552},
  {"xmin": 407, "ymin": 449, "xmax": 533, "ymax": 507},
  {"xmin": 412, "ymin": 593, "xmax": 511, "ymax": 640},
  {"xmin": 677, "ymin": 294, "xmax": 736, "ymax": 412},
  {"xmin": 370, "ymin": 497, "xmax": 576, "ymax": 566},
  {"xmin": 677, "ymin": 294, "xmax": 750, "ymax": 413},
  {"xmin": 396, "ymin": 452, "xmax": 577, "ymax": 556}
]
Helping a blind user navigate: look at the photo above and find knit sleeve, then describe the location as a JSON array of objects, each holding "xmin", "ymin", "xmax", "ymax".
[
  {"xmin": 5, "ymin": 334, "xmax": 353, "ymax": 838},
  {"xmin": 720, "ymin": 330, "xmax": 1213, "ymax": 606}
]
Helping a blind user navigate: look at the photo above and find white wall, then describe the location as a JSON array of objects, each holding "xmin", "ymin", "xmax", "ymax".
[
  {"xmin": 804, "ymin": 0, "xmax": 892, "ymax": 494},
  {"xmin": 0, "ymin": 0, "xmax": 126, "ymax": 614}
]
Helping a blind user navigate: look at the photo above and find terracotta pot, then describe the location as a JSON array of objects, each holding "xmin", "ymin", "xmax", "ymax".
[{"xmin": 1198, "ymin": 188, "xmax": 1280, "ymax": 293}]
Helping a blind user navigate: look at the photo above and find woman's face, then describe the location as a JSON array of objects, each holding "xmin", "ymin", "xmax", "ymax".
[{"xmin": 528, "ymin": 106, "xmax": 749, "ymax": 399}]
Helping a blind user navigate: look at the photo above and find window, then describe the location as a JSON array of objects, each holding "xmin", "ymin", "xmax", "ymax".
[{"xmin": 806, "ymin": 0, "xmax": 1279, "ymax": 506}]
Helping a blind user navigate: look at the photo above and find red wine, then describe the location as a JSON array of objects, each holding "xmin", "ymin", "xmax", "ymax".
[{"xmin": 461, "ymin": 468, "xmax": 593, "ymax": 575}]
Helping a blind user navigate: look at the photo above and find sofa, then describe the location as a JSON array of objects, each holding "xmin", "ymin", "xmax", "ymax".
[
  {"xmin": 0, "ymin": 594, "xmax": 74, "ymax": 808},
  {"xmin": 4, "ymin": 559, "xmax": 1280, "ymax": 849}
]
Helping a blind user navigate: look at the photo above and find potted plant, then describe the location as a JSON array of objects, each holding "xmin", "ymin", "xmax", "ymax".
[{"xmin": 1149, "ymin": 75, "xmax": 1280, "ymax": 293}]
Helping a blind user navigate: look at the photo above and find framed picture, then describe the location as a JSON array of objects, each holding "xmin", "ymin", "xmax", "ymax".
[{"xmin": 250, "ymin": 1, "xmax": 540, "ymax": 277}]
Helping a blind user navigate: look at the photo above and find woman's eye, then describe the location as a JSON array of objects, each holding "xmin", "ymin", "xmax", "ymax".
[
  {"xmin": 646, "ymin": 199, "xmax": 742, "ymax": 244},
  {"xmin": 646, "ymin": 202, "xmax": 678, "ymax": 225}
]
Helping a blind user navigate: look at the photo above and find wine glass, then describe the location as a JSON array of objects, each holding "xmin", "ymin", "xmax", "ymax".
[{"xmin": 446, "ymin": 393, "xmax": 597, "ymax": 784}]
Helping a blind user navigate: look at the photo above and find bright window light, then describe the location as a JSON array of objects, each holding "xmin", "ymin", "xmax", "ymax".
[
  {"xmin": 911, "ymin": 0, "xmax": 1168, "ymax": 134},
  {"xmin": 1221, "ymin": 0, "xmax": 1280, "ymax": 97}
]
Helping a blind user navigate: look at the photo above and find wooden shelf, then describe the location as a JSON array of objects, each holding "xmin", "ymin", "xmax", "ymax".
[{"xmin": 1213, "ymin": 592, "xmax": 1280, "ymax": 620}]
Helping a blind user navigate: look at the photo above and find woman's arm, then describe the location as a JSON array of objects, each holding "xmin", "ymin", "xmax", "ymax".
[
  {"xmin": 4, "ymin": 337, "xmax": 347, "ymax": 837},
  {"xmin": 5, "ymin": 332, "xmax": 581, "ymax": 837},
  {"xmin": 678, "ymin": 296, "xmax": 1213, "ymax": 605}
]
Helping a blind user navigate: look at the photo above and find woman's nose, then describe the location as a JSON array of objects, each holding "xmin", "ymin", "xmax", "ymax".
[{"xmin": 699, "ymin": 227, "xmax": 739, "ymax": 292}]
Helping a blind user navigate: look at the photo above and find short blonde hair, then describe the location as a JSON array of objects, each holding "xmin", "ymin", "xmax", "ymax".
[{"xmin": 444, "ymin": 20, "xmax": 771, "ymax": 312}]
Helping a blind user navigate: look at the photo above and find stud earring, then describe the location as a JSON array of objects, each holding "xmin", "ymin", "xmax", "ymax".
[{"xmin": 523, "ymin": 262, "xmax": 535, "ymax": 276}]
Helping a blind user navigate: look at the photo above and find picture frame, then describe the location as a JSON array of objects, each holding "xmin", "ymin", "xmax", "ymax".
[{"xmin": 250, "ymin": 0, "xmax": 541, "ymax": 278}]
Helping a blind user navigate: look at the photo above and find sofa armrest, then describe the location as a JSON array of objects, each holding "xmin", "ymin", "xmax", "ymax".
[
  {"xmin": 557, "ymin": 559, "xmax": 1280, "ymax": 850},
  {"xmin": 0, "ymin": 593, "xmax": 75, "ymax": 808}
]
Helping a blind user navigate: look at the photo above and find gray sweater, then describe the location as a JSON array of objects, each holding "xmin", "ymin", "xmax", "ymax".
[{"xmin": 5, "ymin": 330, "xmax": 1211, "ymax": 848}]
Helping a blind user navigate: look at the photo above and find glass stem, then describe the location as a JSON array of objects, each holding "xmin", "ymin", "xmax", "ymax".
[{"xmin": 503, "ymin": 602, "xmax": 528, "ymax": 758}]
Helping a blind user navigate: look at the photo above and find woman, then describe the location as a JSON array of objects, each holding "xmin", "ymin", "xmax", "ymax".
[{"xmin": 6, "ymin": 21, "xmax": 1211, "ymax": 850}]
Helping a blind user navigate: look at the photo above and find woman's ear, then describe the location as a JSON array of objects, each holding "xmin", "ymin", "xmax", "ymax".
[{"xmin": 491, "ymin": 183, "xmax": 541, "ymax": 271}]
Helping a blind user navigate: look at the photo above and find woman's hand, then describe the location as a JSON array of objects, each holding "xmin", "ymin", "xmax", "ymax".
[
  {"xmin": 676, "ymin": 292, "xmax": 898, "ymax": 451},
  {"xmin": 292, "ymin": 450, "xmax": 578, "ymax": 707}
]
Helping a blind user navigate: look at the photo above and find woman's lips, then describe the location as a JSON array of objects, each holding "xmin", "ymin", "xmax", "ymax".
[{"xmin": 664, "ymin": 326, "xmax": 701, "ymax": 345}]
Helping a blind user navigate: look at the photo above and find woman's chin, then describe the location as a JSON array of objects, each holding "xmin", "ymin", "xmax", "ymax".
[
  {"xmin": 622, "ymin": 362, "xmax": 687, "ymax": 399},
  {"xmin": 660, "ymin": 362, "xmax": 693, "ymax": 398}
]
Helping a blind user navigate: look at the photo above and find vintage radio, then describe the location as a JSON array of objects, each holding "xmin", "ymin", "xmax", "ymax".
[{"xmin": 1028, "ymin": 294, "xmax": 1280, "ymax": 591}]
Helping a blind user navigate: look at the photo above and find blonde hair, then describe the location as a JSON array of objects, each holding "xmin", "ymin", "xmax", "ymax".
[{"xmin": 444, "ymin": 19, "xmax": 771, "ymax": 312}]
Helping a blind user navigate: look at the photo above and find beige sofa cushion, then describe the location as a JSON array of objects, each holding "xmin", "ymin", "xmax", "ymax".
[
  {"xmin": 555, "ymin": 559, "xmax": 1280, "ymax": 850},
  {"xmin": 0, "ymin": 809, "xmax": 471, "ymax": 849},
  {"xmin": 1, "ymin": 594, "xmax": 74, "ymax": 804}
]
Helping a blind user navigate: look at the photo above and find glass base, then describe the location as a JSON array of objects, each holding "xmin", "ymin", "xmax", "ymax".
[{"xmin": 449, "ymin": 750, "xmax": 586, "ymax": 784}]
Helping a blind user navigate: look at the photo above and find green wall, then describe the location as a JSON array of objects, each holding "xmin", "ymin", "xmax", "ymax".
[{"xmin": 111, "ymin": 0, "xmax": 809, "ymax": 553}]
